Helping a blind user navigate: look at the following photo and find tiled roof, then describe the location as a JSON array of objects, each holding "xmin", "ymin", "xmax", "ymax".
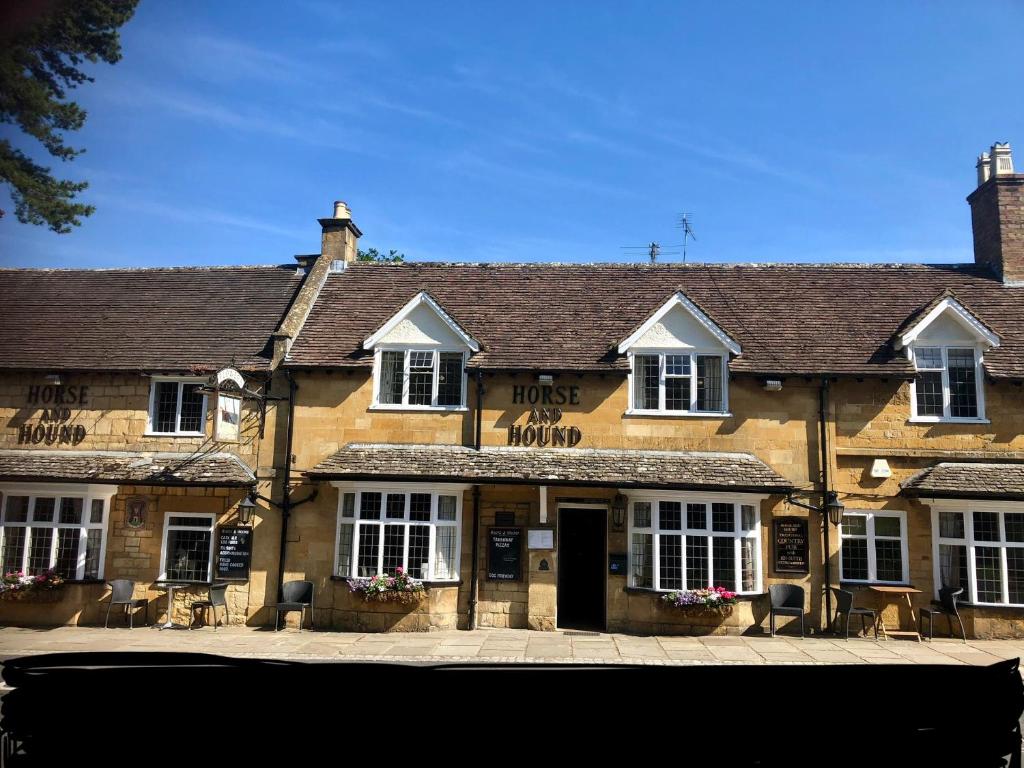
[
  {"xmin": 284, "ymin": 262, "xmax": 1024, "ymax": 378},
  {"xmin": 307, "ymin": 443, "xmax": 793, "ymax": 493},
  {"xmin": 0, "ymin": 450, "xmax": 256, "ymax": 487},
  {"xmin": 901, "ymin": 462, "xmax": 1024, "ymax": 501},
  {"xmin": 0, "ymin": 266, "xmax": 305, "ymax": 372}
]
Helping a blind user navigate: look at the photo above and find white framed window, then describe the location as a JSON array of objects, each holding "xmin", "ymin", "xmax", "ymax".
[
  {"xmin": 372, "ymin": 348, "xmax": 467, "ymax": 410},
  {"xmin": 333, "ymin": 483, "xmax": 466, "ymax": 581},
  {"xmin": 627, "ymin": 492, "xmax": 762, "ymax": 594},
  {"xmin": 626, "ymin": 351, "xmax": 728, "ymax": 415},
  {"xmin": 931, "ymin": 501, "xmax": 1024, "ymax": 607},
  {"xmin": 159, "ymin": 512, "xmax": 215, "ymax": 582},
  {"xmin": 0, "ymin": 484, "xmax": 113, "ymax": 580},
  {"xmin": 147, "ymin": 377, "xmax": 208, "ymax": 435},
  {"xmin": 838, "ymin": 510, "xmax": 909, "ymax": 584},
  {"xmin": 909, "ymin": 345, "xmax": 985, "ymax": 422}
]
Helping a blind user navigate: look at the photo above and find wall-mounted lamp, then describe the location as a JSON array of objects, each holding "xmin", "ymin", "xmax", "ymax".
[
  {"xmin": 825, "ymin": 490, "xmax": 846, "ymax": 527},
  {"xmin": 237, "ymin": 494, "xmax": 257, "ymax": 526},
  {"xmin": 45, "ymin": 373, "xmax": 62, "ymax": 385},
  {"xmin": 537, "ymin": 374, "xmax": 554, "ymax": 385},
  {"xmin": 611, "ymin": 493, "xmax": 627, "ymax": 530},
  {"xmin": 764, "ymin": 379, "xmax": 782, "ymax": 391}
]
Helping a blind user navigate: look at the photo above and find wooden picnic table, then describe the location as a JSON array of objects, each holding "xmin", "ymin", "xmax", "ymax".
[{"xmin": 870, "ymin": 585, "xmax": 923, "ymax": 642}]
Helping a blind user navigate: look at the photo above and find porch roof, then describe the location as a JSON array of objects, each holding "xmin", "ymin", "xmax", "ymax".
[
  {"xmin": 307, "ymin": 443, "xmax": 793, "ymax": 494},
  {"xmin": 0, "ymin": 450, "xmax": 256, "ymax": 487},
  {"xmin": 901, "ymin": 462, "xmax": 1024, "ymax": 502}
]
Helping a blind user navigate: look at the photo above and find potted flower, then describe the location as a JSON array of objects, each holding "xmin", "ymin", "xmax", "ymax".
[
  {"xmin": 660, "ymin": 586, "xmax": 738, "ymax": 616},
  {"xmin": 347, "ymin": 567, "xmax": 426, "ymax": 604},
  {"xmin": 0, "ymin": 569, "xmax": 66, "ymax": 602}
]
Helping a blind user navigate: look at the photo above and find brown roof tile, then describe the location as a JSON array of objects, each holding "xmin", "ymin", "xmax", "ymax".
[
  {"xmin": 0, "ymin": 450, "xmax": 256, "ymax": 487},
  {"xmin": 901, "ymin": 462, "xmax": 1024, "ymax": 501}
]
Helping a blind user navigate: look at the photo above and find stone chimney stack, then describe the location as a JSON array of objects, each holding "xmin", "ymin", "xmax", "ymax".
[
  {"xmin": 319, "ymin": 200, "xmax": 362, "ymax": 265},
  {"xmin": 968, "ymin": 142, "xmax": 1024, "ymax": 285}
]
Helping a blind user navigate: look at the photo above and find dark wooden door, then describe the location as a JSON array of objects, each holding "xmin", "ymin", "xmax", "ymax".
[{"xmin": 557, "ymin": 508, "xmax": 606, "ymax": 631}]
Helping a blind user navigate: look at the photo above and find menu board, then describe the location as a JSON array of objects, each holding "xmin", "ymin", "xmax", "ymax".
[
  {"xmin": 773, "ymin": 517, "xmax": 809, "ymax": 574},
  {"xmin": 487, "ymin": 527, "xmax": 522, "ymax": 581},
  {"xmin": 215, "ymin": 526, "xmax": 252, "ymax": 580}
]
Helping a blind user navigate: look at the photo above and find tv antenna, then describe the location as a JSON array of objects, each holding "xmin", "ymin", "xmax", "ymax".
[
  {"xmin": 677, "ymin": 213, "xmax": 697, "ymax": 262},
  {"xmin": 620, "ymin": 241, "xmax": 684, "ymax": 264}
]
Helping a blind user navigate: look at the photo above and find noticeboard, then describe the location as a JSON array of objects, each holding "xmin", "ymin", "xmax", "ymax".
[
  {"xmin": 487, "ymin": 527, "xmax": 522, "ymax": 581},
  {"xmin": 215, "ymin": 526, "xmax": 252, "ymax": 580},
  {"xmin": 773, "ymin": 517, "xmax": 809, "ymax": 574}
]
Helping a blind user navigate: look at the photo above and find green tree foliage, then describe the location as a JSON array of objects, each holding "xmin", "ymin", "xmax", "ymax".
[
  {"xmin": 0, "ymin": 0, "xmax": 139, "ymax": 233},
  {"xmin": 357, "ymin": 248, "xmax": 405, "ymax": 263}
]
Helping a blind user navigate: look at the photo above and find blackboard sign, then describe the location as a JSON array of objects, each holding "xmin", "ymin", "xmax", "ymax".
[
  {"xmin": 216, "ymin": 526, "xmax": 252, "ymax": 580},
  {"xmin": 487, "ymin": 527, "xmax": 522, "ymax": 581},
  {"xmin": 773, "ymin": 517, "xmax": 809, "ymax": 574}
]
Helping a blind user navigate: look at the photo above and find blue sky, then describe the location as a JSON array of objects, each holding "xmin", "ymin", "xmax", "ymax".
[{"xmin": 2, "ymin": 2, "xmax": 1022, "ymax": 268}]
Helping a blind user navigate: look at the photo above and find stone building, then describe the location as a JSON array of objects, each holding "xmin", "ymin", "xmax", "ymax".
[{"xmin": 2, "ymin": 144, "xmax": 1024, "ymax": 638}]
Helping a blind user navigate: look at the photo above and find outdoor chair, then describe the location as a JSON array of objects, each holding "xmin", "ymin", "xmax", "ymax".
[
  {"xmin": 104, "ymin": 580, "xmax": 149, "ymax": 629},
  {"xmin": 919, "ymin": 586, "xmax": 967, "ymax": 643},
  {"xmin": 832, "ymin": 587, "xmax": 881, "ymax": 640},
  {"xmin": 275, "ymin": 580, "xmax": 314, "ymax": 632},
  {"xmin": 189, "ymin": 582, "xmax": 230, "ymax": 631},
  {"xmin": 768, "ymin": 584, "xmax": 805, "ymax": 638}
]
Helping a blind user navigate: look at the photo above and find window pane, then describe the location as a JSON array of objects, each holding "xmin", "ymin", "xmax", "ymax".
[
  {"xmin": 59, "ymin": 497, "xmax": 83, "ymax": 525},
  {"xmin": 382, "ymin": 524, "xmax": 406, "ymax": 574},
  {"xmin": 741, "ymin": 538, "xmax": 756, "ymax": 592},
  {"xmin": 341, "ymin": 493, "xmax": 355, "ymax": 518},
  {"xmin": 939, "ymin": 511, "xmax": 965, "ymax": 539},
  {"xmin": 915, "ymin": 371, "xmax": 943, "ymax": 417},
  {"xmin": 357, "ymin": 524, "xmax": 380, "ymax": 576},
  {"xmin": 686, "ymin": 503, "xmax": 706, "ymax": 531},
  {"xmin": 631, "ymin": 532, "xmax": 653, "ymax": 588},
  {"xmin": 437, "ymin": 353, "xmax": 463, "ymax": 406},
  {"xmin": 686, "ymin": 536, "xmax": 708, "ymax": 588},
  {"xmin": 915, "ymin": 347, "xmax": 943, "ymax": 369},
  {"xmin": 5, "ymin": 497, "xmax": 28, "ymax": 523},
  {"xmin": 437, "ymin": 496, "xmax": 457, "ymax": 522},
  {"xmin": 938, "ymin": 544, "xmax": 968, "ymax": 591},
  {"xmin": 408, "ymin": 351, "xmax": 434, "ymax": 406},
  {"xmin": 2, "ymin": 527, "xmax": 26, "ymax": 574},
  {"xmin": 875, "ymin": 539, "xmax": 903, "ymax": 582},
  {"xmin": 168, "ymin": 516, "xmax": 209, "ymax": 528},
  {"xmin": 712, "ymin": 536, "xmax": 735, "ymax": 590},
  {"xmin": 55, "ymin": 529, "xmax": 80, "ymax": 579},
  {"xmin": 28, "ymin": 528, "xmax": 53, "ymax": 575},
  {"xmin": 633, "ymin": 355, "xmax": 659, "ymax": 410},
  {"xmin": 379, "ymin": 351, "xmax": 404, "ymax": 405},
  {"xmin": 741, "ymin": 504, "xmax": 757, "ymax": 532},
  {"xmin": 359, "ymin": 492, "xmax": 382, "ymax": 520},
  {"xmin": 154, "ymin": 381, "xmax": 178, "ymax": 431},
  {"xmin": 842, "ymin": 538, "xmax": 869, "ymax": 581},
  {"xmin": 336, "ymin": 523, "xmax": 353, "ymax": 577},
  {"xmin": 711, "ymin": 503, "xmax": 734, "ymax": 532},
  {"xmin": 841, "ymin": 515, "xmax": 867, "ymax": 537},
  {"xmin": 434, "ymin": 527, "xmax": 458, "ymax": 580},
  {"xmin": 84, "ymin": 529, "xmax": 103, "ymax": 579},
  {"xmin": 659, "ymin": 501, "xmax": 682, "ymax": 531},
  {"xmin": 973, "ymin": 512, "xmax": 1000, "ymax": 542},
  {"xmin": 179, "ymin": 383, "xmax": 205, "ymax": 432},
  {"xmin": 409, "ymin": 494, "xmax": 431, "ymax": 522},
  {"xmin": 665, "ymin": 355, "xmax": 690, "ymax": 376},
  {"xmin": 664, "ymin": 376, "xmax": 689, "ymax": 411},
  {"xmin": 407, "ymin": 525, "xmax": 430, "ymax": 579},
  {"xmin": 696, "ymin": 355, "xmax": 723, "ymax": 411},
  {"xmin": 874, "ymin": 515, "xmax": 901, "ymax": 538},
  {"xmin": 1006, "ymin": 514, "xmax": 1024, "ymax": 543},
  {"xmin": 33, "ymin": 498, "xmax": 55, "ymax": 523},
  {"xmin": 1008, "ymin": 549, "xmax": 1024, "ymax": 605},
  {"xmin": 975, "ymin": 546, "xmax": 1003, "ymax": 603},
  {"xmin": 90, "ymin": 499, "xmax": 105, "ymax": 524},
  {"xmin": 386, "ymin": 493, "xmax": 406, "ymax": 519},
  {"xmin": 658, "ymin": 534, "xmax": 682, "ymax": 589},
  {"xmin": 632, "ymin": 502, "xmax": 651, "ymax": 529},
  {"xmin": 948, "ymin": 349, "xmax": 978, "ymax": 418},
  {"xmin": 165, "ymin": 528, "xmax": 211, "ymax": 581}
]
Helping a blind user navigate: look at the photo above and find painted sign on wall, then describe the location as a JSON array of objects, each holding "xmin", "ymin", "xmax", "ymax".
[{"xmin": 507, "ymin": 385, "xmax": 583, "ymax": 447}]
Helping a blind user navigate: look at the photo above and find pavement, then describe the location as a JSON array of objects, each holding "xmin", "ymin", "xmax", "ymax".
[{"xmin": 0, "ymin": 625, "xmax": 1020, "ymax": 666}]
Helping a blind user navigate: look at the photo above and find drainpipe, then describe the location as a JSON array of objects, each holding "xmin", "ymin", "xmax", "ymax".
[
  {"xmin": 276, "ymin": 370, "xmax": 297, "ymax": 604},
  {"xmin": 820, "ymin": 377, "xmax": 834, "ymax": 633},
  {"xmin": 467, "ymin": 370, "xmax": 484, "ymax": 630}
]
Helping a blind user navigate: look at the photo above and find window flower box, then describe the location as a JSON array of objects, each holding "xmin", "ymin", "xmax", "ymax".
[
  {"xmin": 660, "ymin": 586, "xmax": 738, "ymax": 616},
  {"xmin": 347, "ymin": 568, "xmax": 426, "ymax": 604},
  {"xmin": 0, "ymin": 570, "xmax": 65, "ymax": 602}
]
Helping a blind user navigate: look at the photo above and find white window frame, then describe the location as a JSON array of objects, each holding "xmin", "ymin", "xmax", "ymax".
[
  {"xmin": 370, "ymin": 347, "xmax": 469, "ymax": 411},
  {"xmin": 332, "ymin": 482, "xmax": 468, "ymax": 582},
  {"xmin": 0, "ymin": 483, "xmax": 113, "ymax": 580},
  {"xmin": 159, "ymin": 511, "xmax": 215, "ymax": 582},
  {"xmin": 625, "ymin": 490, "xmax": 763, "ymax": 594},
  {"xmin": 625, "ymin": 350, "xmax": 730, "ymax": 416},
  {"xmin": 146, "ymin": 377, "xmax": 209, "ymax": 436},
  {"xmin": 908, "ymin": 344, "xmax": 987, "ymax": 423},
  {"xmin": 930, "ymin": 499, "xmax": 1024, "ymax": 607},
  {"xmin": 837, "ymin": 509, "xmax": 909, "ymax": 584}
]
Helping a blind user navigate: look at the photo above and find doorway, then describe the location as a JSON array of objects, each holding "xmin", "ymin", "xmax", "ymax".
[{"xmin": 557, "ymin": 507, "xmax": 607, "ymax": 631}]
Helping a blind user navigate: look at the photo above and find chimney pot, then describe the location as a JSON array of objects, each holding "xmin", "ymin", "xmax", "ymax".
[
  {"xmin": 976, "ymin": 152, "xmax": 991, "ymax": 186},
  {"xmin": 333, "ymin": 200, "xmax": 351, "ymax": 219},
  {"xmin": 991, "ymin": 143, "xmax": 1015, "ymax": 177},
  {"xmin": 318, "ymin": 199, "xmax": 361, "ymax": 264}
]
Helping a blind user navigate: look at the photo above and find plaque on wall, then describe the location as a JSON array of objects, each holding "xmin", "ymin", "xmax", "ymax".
[
  {"xmin": 215, "ymin": 526, "xmax": 253, "ymax": 580},
  {"xmin": 773, "ymin": 517, "xmax": 809, "ymax": 574},
  {"xmin": 487, "ymin": 527, "xmax": 522, "ymax": 581},
  {"xmin": 527, "ymin": 529, "xmax": 554, "ymax": 550}
]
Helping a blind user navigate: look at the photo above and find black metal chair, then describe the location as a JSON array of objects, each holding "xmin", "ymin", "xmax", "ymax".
[
  {"xmin": 189, "ymin": 583, "xmax": 230, "ymax": 631},
  {"xmin": 919, "ymin": 586, "xmax": 967, "ymax": 643},
  {"xmin": 104, "ymin": 580, "xmax": 149, "ymax": 629},
  {"xmin": 769, "ymin": 584, "xmax": 805, "ymax": 638},
  {"xmin": 832, "ymin": 587, "xmax": 881, "ymax": 640},
  {"xmin": 275, "ymin": 580, "xmax": 314, "ymax": 632}
]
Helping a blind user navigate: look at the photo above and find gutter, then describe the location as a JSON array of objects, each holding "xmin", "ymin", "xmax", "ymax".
[{"xmin": 467, "ymin": 370, "xmax": 484, "ymax": 631}]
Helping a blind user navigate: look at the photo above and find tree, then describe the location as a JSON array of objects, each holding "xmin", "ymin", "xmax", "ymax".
[
  {"xmin": 0, "ymin": 0, "xmax": 139, "ymax": 233},
  {"xmin": 357, "ymin": 248, "xmax": 405, "ymax": 263}
]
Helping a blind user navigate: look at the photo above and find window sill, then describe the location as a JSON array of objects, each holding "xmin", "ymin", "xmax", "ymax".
[
  {"xmin": 907, "ymin": 418, "xmax": 990, "ymax": 425},
  {"xmin": 368, "ymin": 406, "xmax": 468, "ymax": 413},
  {"xmin": 623, "ymin": 586, "xmax": 764, "ymax": 601},
  {"xmin": 840, "ymin": 581, "xmax": 913, "ymax": 588},
  {"xmin": 144, "ymin": 432, "xmax": 207, "ymax": 438},
  {"xmin": 330, "ymin": 575, "xmax": 463, "ymax": 588},
  {"xmin": 624, "ymin": 410, "xmax": 732, "ymax": 419}
]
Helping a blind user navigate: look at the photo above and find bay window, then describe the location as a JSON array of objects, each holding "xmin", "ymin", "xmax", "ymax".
[
  {"xmin": 374, "ymin": 349, "xmax": 466, "ymax": 409},
  {"xmin": 148, "ymin": 378, "xmax": 207, "ymax": 435},
  {"xmin": 628, "ymin": 352, "xmax": 727, "ymax": 415},
  {"xmin": 628, "ymin": 494, "xmax": 761, "ymax": 593},
  {"xmin": 335, "ymin": 484, "xmax": 464, "ymax": 581},
  {"xmin": 838, "ymin": 510, "xmax": 908, "ymax": 584},
  {"xmin": 932, "ymin": 504, "xmax": 1024, "ymax": 606},
  {"xmin": 910, "ymin": 346, "xmax": 984, "ymax": 421}
]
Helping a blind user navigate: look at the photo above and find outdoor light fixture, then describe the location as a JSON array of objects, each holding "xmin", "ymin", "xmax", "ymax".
[
  {"xmin": 237, "ymin": 494, "xmax": 257, "ymax": 526},
  {"xmin": 44, "ymin": 373, "xmax": 62, "ymax": 385},
  {"xmin": 611, "ymin": 494, "xmax": 627, "ymax": 530},
  {"xmin": 537, "ymin": 374, "xmax": 554, "ymax": 384},
  {"xmin": 825, "ymin": 491, "xmax": 845, "ymax": 527}
]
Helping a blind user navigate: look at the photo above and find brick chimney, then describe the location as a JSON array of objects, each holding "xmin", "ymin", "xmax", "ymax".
[
  {"xmin": 968, "ymin": 142, "xmax": 1024, "ymax": 285},
  {"xmin": 319, "ymin": 200, "xmax": 362, "ymax": 266}
]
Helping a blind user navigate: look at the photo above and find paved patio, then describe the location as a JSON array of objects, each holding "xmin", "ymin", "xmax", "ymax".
[{"xmin": 0, "ymin": 626, "xmax": 1019, "ymax": 666}]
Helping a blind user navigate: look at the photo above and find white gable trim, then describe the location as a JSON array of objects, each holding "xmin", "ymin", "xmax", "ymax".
[
  {"xmin": 896, "ymin": 297, "xmax": 1000, "ymax": 350},
  {"xmin": 363, "ymin": 291, "xmax": 480, "ymax": 352},
  {"xmin": 617, "ymin": 291, "xmax": 741, "ymax": 356}
]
